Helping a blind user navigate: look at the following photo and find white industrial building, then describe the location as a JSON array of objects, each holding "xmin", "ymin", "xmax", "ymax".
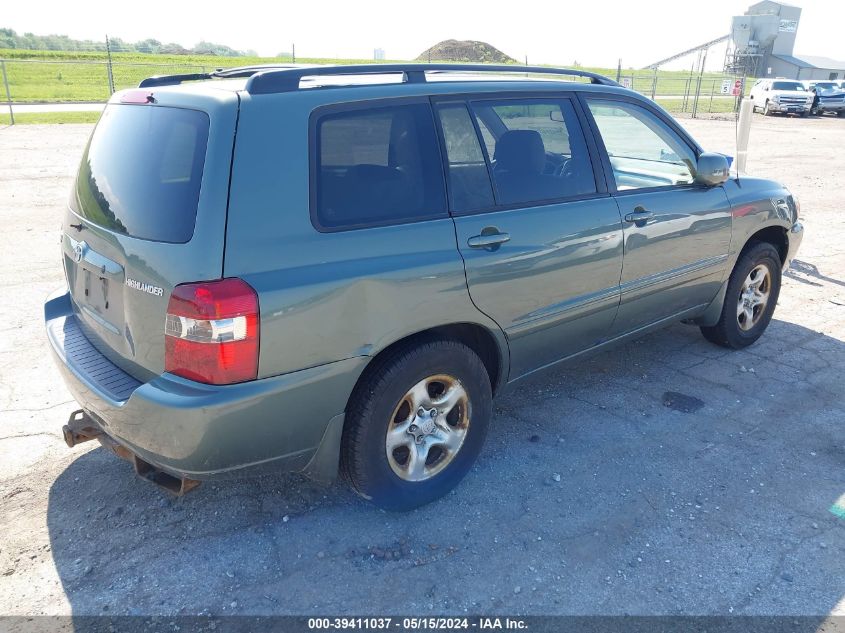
[{"xmin": 731, "ymin": 1, "xmax": 845, "ymax": 80}]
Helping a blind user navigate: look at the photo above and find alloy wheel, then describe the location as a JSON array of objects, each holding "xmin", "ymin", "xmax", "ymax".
[
  {"xmin": 737, "ymin": 264, "xmax": 771, "ymax": 331},
  {"xmin": 385, "ymin": 374, "xmax": 470, "ymax": 482}
]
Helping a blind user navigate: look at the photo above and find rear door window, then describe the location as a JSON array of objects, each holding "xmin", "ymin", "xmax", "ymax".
[
  {"xmin": 435, "ymin": 104, "xmax": 495, "ymax": 213},
  {"xmin": 70, "ymin": 105, "xmax": 209, "ymax": 243},
  {"xmin": 313, "ymin": 102, "xmax": 447, "ymax": 230}
]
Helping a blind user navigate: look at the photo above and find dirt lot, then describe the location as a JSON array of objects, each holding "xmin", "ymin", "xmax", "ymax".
[{"xmin": 0, "ymin": 114, "xmax": 843, "ymax": 618}]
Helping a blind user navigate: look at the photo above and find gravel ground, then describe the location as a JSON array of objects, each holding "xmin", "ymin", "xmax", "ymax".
[{"xmin": 0, "ymin": 114, "xmax": 843, "ymax": 618}]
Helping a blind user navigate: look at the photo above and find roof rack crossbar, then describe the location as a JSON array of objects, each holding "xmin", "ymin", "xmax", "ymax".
[{"xmin": 244, "ymin": 64, "xmax": 620, "ymax": 94}]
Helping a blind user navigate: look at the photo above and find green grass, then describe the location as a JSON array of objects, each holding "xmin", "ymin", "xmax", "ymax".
[
  {"xmin": 0, "ymin": 49, "xmax": 410, "ymax": 102},
  {"xmin": 0, "ymin": 48, "xmax": 748, "ymax": 104},
  {"xmin": 655, "ymin": 97, "xmax": 739, "ymax": 114},
  {"xmin": 0, "ymin": 110, "xmax": 100, "ymax": 124}
]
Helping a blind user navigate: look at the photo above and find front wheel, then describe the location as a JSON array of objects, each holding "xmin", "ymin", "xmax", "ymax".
[
  {"xmin": 700, "ymin": 242, "xmax": 782, "ymax": 349},
  {"xmin": 341, "ymin": 340, "xmax": 492, "ymax": 511}
]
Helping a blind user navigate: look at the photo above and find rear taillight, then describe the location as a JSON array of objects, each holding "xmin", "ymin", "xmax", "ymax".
[{"xmin": 164, "ymin": 278, "xmax": 259, "ymax": 385}]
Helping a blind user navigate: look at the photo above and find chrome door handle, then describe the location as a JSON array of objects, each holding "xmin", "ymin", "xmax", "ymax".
[
  {"xmin": 467, "ymin": 232, "xmax": 511, "ymax": 249},
  {"xmin": 624, "ymin": 207, "xmax": 655, "ymax": 226}
]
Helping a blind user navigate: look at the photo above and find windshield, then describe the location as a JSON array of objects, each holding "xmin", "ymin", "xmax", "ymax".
[
  {"xmin": 70, "ymin": 105, "xmax": 210, "ymax": 243},
  {"xmin": 814, "ymin": 83, "xmax": 838, "ymax": 90},
  {"xmin": 771, "ymin": 81, "xmax": 805, "ymax": 91}
]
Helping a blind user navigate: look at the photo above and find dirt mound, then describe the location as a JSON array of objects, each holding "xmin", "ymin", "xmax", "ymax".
[{"xmin": 415, "ymin": 40, "xmax": 517, "ymax": 64}]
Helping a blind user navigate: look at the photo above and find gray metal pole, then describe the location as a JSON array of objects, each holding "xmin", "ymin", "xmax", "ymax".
[
  {"xmin": 1, "ymin": 61, "xmax": 13, "ymax": 126},
  {"xmin": 692, "ymin": 75, "xmax": 702, "ymax": 118},
  {"xmin": 650, "ymin": 67, "xmax": 658, "ymax": 100},
  {"xmin": 692, "ymin": 48, "xmax": 708, "ymax": 119},
  {"xmin": 105, "ymin": 35, "xmax": 115, "ymax": 95},
  {"xmin": 708, "ymin": 80, "xmax": 715, "ymax": 112}
]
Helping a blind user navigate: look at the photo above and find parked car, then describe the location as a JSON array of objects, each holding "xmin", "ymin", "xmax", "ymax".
[
  {"xmin": 749, "ymin": 78, "xmax": 813, "ymax": 115},
  {"xmin": 804, "ymin": 81, "xmax": 845, "ymax": 116},
  {"xmin": 45, "ymin": 64, "xmax": 804, "ymax": 510}
]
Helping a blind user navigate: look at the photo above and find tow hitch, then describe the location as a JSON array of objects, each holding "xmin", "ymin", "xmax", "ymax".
[
  {"xmin": 62, "ymin": 409, "xmax": 200, "ymax": 496},
  {"xmin": 62, "ymin": 409, "xmax": 102, "ymax": 447}
]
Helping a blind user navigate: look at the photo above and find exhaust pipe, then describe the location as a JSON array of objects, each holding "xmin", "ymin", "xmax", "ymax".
[{"xmin": 62, "ymin": 409, "xmax": 200, "ymax": 496}]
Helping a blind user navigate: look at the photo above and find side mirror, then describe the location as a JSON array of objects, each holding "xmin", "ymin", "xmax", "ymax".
[{"xmin": 695, "ymin": 152, "xmax": 730, "ymax": 186}]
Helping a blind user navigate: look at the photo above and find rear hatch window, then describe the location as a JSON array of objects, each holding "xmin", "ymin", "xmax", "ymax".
[{"xmin": 70, "ymin": 105, "xmax": 210, "ymax": 243}]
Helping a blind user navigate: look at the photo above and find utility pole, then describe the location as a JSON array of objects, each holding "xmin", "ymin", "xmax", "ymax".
[
  {"xmin": 292, "ymin": 43, "xmax": 295, "ymax": 64},
  {"xmin": 105, "ymin": 34, "xmax": 115, "ymax": 95},
  {"xmin": 616, "ymin": 58, "xmax": 622, "ymax": 83}
]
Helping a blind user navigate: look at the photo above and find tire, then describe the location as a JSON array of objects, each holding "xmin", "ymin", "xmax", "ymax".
[
  {"xmin": 700, "ymin": 242, "xmax": 782, "ymax": 349},
  {"xmin": 341, "ymin": 339, "xmax": 492, "ymax": 511},
  {"xmin": 838, "ymin": 111, "xmax": 845, "ymax": 118}
]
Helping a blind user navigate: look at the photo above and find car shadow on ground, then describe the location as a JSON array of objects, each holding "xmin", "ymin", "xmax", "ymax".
[
  {"xmin": 46, "ymin": 319, "xmax": 844, "ymax": 620},
  {"xmin": 786, "ymin": 259, "xmax": 845, "ymax": 289}
]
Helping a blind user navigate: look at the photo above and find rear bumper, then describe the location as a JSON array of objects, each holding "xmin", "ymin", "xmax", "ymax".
[{"xmin": 45, "ymin": 288, "xmax": 365, "ymax": 480}]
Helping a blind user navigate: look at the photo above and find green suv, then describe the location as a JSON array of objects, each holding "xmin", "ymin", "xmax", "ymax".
[{"xmin": 45, "ymin": 64, "xmax": 804, "ymax": 510}]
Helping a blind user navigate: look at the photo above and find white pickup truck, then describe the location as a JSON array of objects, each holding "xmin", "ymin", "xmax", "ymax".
[{"xmin": 749, "ymin": 79, "xmax": 813, "ymax": 116}]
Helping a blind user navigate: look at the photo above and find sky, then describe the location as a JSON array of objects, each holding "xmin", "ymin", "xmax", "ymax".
[{"xmin": 4, "ymin": 0, "xmax": 845, "ymax": 70}]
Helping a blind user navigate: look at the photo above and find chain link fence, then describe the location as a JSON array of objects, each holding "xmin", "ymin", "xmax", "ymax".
[
  {"xmin": 0, "ymin": 57, "xmax": 747, "ymax": 124},
  {"xmin": 615, "ymin": 72, "xmax": 747, "ymax": 115}
]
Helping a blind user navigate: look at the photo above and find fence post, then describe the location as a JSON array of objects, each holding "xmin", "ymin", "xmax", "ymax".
[
  {"xmin": 708, "ymin": 80, "xmax": 715, "ymax": 112},
  {"xmin": 692, "ymin": 75, "xmax": 702, "ymax": 118},
  {"xmin": 105, "ymin": 35, "xmax": 115, "ymax": 95},
  {"xmin": 1, "ymin": 61, "xmax": 13, "ymax": 125},
  {"xmin": 650, "ymin": 67, "xmax": 658, "ymax": 101}
]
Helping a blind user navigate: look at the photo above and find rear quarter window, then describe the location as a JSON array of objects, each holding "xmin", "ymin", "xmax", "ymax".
[
  {"xmin": 70, "ymin": 105, "xmax": 209, "ymax": 243},
  {"xmin": 312, "ymin": 102, "xmax": 447, "ymax": 231}
]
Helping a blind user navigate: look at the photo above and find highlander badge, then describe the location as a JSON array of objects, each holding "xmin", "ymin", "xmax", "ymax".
[{"xmin": 126, "ymin": 278, "xmax": 164, "ymax": 297}]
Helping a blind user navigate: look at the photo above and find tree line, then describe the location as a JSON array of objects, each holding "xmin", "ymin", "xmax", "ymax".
[{"xmin": 0, "ymin": 28, "xmax": 257, "ymax": 57}]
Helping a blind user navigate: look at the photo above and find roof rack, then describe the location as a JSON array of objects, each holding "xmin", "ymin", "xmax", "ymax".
[
  {"xmin": 138, "ymin": 63, "xmax": 619, "ymax": 92},
  {"xmin": 245, "ymin": 64, "xmax": 620, "ymax": 94}
]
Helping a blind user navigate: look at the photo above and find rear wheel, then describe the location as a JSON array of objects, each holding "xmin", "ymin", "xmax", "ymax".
[
  {"xmin": 700, "ymin": 242, "xmax": 781, "ymax": 349},
  {"xmin": 341, "ymin": 340, "xmax": 492, "ymax": 511}
]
